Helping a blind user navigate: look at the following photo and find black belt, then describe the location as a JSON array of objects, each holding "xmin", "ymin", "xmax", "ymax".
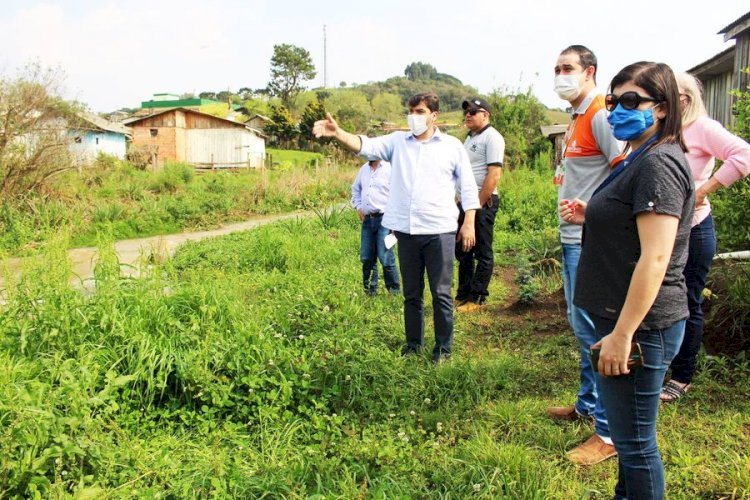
[{"xmin": 365, "ymin": 212, "xmax": 383, "ymax": 218}]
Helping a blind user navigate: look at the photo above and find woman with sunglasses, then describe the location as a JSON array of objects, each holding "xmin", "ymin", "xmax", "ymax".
[
  {"xmin": 560, "ymin": 62, "xmax": 694, "ymax": 499},
  {"xmin": 659, "ymin": 73, "xmax": 750, "ymax": 402}
]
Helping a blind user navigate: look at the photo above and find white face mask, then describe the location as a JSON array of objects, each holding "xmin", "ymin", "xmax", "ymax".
[
  {"xmin": 554, "ymin": 74, "xmax": 583, "ymax": 101},
  {"xmin": 407, "ymin": 114, "xmax": 429, "ymax": 136}
]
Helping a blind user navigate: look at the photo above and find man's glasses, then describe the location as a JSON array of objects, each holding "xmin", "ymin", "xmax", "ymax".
[
  {"xmin": 464, "ymin": 108, "xmax": 486, "ymax": 116},
  {"xmin": 605, "ymin": 92, "xmax": 663, "ymax": 112}
]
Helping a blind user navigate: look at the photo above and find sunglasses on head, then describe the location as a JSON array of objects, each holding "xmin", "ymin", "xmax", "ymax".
[{"xmin": 605, "ymin": 92, "xmax": 663, "ymax": 112}]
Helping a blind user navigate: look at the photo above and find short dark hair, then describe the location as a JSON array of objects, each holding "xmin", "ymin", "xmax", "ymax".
[
  {"xmin": 408, "ymin": 92, "xmax": 439, "ymax": 112},
  {"xmin": 560, "ymin": 45, "xmax": 598, "ymax": 83},
  {"xmin": 609, "ymin": 61, "xmax": 686, "ymax": 152}
]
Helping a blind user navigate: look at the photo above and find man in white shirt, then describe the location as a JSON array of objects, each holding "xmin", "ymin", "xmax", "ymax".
[
  {"xmin": 351, "ymin": 155, "xmax": 400, "ymax": 295},
  {"xmin": 314, "ymin": 92, "xmax": 479, "ymax": 364}
]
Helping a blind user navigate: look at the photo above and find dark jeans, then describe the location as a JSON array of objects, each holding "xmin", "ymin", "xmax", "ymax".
[
  {"xmin": 395, "ymin": 231, "xmax": 455, "ymax": 355},
  {"xmin": 455, "ymin": 196, "xmax": 499, "ymax": 301},
  {"xmin": 360, "ymin": 214, "xmax": 400, "ymax": 294},
  {"xmin": 670, "ymin": 214, "xmax": 716, "ymax": 384},
  {"xmin": 590, "ymin": 314, "xmax": 685, "ymax": 500}
]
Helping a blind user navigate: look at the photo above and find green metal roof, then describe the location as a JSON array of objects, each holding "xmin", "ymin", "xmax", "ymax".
[{"xmin": 141, "ymin": 98, "xmax": 243, "ymax": 110}]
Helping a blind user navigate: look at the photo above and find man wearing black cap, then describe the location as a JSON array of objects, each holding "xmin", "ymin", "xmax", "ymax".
[{"xmin": 455, "ymin": 97, "xmax": 505, "ymax": 312}]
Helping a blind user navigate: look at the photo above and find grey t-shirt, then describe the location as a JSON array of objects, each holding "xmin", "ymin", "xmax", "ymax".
[
  {"xmin": 574, "ymin": 142, "xmax": 695, "ymax": 330},
  {"xmin": 558, "ymin": 93, "xmax": 622, "ymax": 245},
  {"xmin": 463, "ymin": 125, "xmax": 504, "ymax": 195}
]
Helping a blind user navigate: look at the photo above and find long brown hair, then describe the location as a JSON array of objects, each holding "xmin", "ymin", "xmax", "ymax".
[{"xmin": 609, "ymin": 62, "xmax": 687, "ymax": 152}]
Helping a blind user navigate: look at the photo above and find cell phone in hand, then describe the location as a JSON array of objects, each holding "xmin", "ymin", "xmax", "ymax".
[{"xmin": 590, "ymin": 342, "xmax": 643, "ymax": 374}]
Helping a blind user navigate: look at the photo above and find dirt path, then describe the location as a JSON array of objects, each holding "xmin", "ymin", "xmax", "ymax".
[{"xmin": 0, "ymin": 211, "xmax": 305, "ymax": 295}]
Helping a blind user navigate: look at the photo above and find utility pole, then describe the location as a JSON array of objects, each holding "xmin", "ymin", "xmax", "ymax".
[{"xmin": 323, "ymin": 24, "xmax": 328, "ymax": 88}]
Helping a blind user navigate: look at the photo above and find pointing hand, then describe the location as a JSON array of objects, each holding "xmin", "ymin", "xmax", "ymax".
[{"xmin": 313, "ymin": 112, "xmax": 339, "ymax": 138}]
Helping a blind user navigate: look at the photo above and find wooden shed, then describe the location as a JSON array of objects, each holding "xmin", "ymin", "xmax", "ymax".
[
  {"xmin": 125, "ymin": 108, "xmax": 265, "ymax": 170},
  {"xmin": 689, "ymin": 10, "xmax": 750, "ymax": 127},
  {"xmin": 540, "ymin": 124, "xmax": 569, "ymax": 169},
  {"xmin": 247, "ymin": 114, "xmax": 271, "ymax": 132}
]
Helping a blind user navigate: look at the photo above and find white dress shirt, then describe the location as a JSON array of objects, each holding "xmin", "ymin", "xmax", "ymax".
[
  {"xmin": 351, "ymin": 160, "xmax": 392, "ymax": 215},
  {"xmin": 359, "ymin": 128, "xmax": 480, "ymax": 235}
]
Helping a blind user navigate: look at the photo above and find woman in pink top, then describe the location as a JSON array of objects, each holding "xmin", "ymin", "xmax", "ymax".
[{"xmin": 661, "ymin": 73, "xmax": 750, "ymax": 402}]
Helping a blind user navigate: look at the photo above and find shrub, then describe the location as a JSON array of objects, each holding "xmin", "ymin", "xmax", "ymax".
[{"xmin": 703, "ymin": 260, "xmax": 750, "ymax": 356}]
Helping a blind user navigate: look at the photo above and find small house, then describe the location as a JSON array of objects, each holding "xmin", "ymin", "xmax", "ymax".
[
  {"xmin": 689, "ymin": 10, "xmax": 750, "ymax": 126},
  {"xmin": 247, "ymin": 114, "xmax": 272, "ymax": 132},
  {"xmin": 69, "ymin": 112, "xmax": 131, "ymax": 164},
  {"xmin": 125, "ymin": 108, "xmax": 265, "ymax": 170}
]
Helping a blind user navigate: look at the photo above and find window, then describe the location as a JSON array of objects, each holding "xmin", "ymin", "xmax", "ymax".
[
  {"xmin": 95, "ymin": 137, "xmax": 99, "ymax": 145},
  {"xmin": 150, "ymin": 128, "xmax": 158, "ymax": 137},
  {"xmin": 74, "ymin": 136, "xmax": 82, "ymax": 143}
]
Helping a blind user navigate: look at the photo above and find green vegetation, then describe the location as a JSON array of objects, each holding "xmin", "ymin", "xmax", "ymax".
[
  {"xmin": 712, "ymin": 67, "xmax": 750, "ymax": 253},
  {"xmin": 0, "ymin": 155, "xmax": 354, "ymax": 255},
  {"xmin": 1, "ymin": 166, "xmax": 747, "ymax": 498}
]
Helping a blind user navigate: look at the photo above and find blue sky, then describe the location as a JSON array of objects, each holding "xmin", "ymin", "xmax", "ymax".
[{"xmin": 1, "ymin": 0, "xmax": 747, "ymax": 112}]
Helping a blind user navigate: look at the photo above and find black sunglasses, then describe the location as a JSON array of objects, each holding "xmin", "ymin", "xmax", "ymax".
[
  {"xmin": 605, "ymin": 92, "xmax": 662, "ymax": 112},
  {"xmin": 464, "ymin": 108, "xmax": 486, "ymax": 116}
]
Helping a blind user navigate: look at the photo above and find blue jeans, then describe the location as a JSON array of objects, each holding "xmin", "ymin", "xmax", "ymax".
[
  {"xmin": 561, "ymin": 243, "xmax": 609, "ymax": 438},
  {"xmin": 361, "ymin": 215, "xmax": 400, "ymax": 294},
  {"xmin": 669, "ymin": 214, "xmax": 716, "ymax": 384},
  {"xmin": 395, "ymin": 231, "xmax": 455, "ymax": 355},
  {"xmin": 591, "ymin": 315, "xmax": 686, "ymax": 500}
]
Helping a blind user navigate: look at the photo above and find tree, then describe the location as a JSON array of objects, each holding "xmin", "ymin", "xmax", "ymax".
[
  {"xmin": 298, "ymin": 99, "xmax": 328, "ymax": 150},
  {"xmin": 264, "ymin": 104, "xmax": 299, "ymax": 149},
  {"xmin": 488, "ymin": 88, "xmax": 550, "ymax": 169},
  {"xmin": 371, "ymin": 92, "xmax": 404, "ymax": 122},
  {"xmin": 0, "ymin": 64, "xmax": 80, "ymax": 196},
  {"xmin": 404, "ymin": 62, "xmax": 437, "ymax": 81},
  {"xmin": 326, "ymin": 89, "xmax": 372, "ymax": 133},
  {"xmin": 267, "ymin": 44, "xmax": 317, "ymax": 109}
]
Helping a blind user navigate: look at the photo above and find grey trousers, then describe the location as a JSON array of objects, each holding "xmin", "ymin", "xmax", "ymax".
[{"xmin": 394, "ymin": 231, "xmax": 455, "ymax": 354}]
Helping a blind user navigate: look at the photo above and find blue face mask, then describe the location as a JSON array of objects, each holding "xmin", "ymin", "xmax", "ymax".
[{"xmin": 607, "ymin": 104, "xmax": 656, "ymax": 141}]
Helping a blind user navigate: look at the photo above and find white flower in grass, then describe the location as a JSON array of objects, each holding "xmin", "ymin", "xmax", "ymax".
[
  {"xmin": 332, "ymin": 413, "xmax": 337, "ymax": 418},
  {"xmin": 323, "ymin": 305, "xmax": 330, "ymax": 312},
  {"xmin": 274, "ymin": 333, "xmax": 283, "ymax": 339},
  {"xmin": 389, "ymin": 413, "xmax": 396, "ymax": 418},
  {"xmin": 397, "ymin": 431, "xmax": 405, "ymax": 438},
  {"xmin": 410, "ymin": 410, "xmax": 416, "ymax": 416},
  {"xmin": 423, "ymin": 398, "xmax": 431, "ymax": 404},
  {"xmin": 303, "ymin": 373, "xmax": 311, "ymax": 379},
  {"xmin": 268, "ymin": 359, "xmax": 275, "ymax": 366},
  {"xmin": 401, "ymin": 436, "xmax": 409, "ymax": 443},
  {"xmin": 298, "ymin": 335, "xmax": 305, "ymax": 340},
  {"xmin": 473, "ymin": 483, "xmax": 481, "ymax": 492},
  {"xmin": 345, "ymin": 375, "xmax": 351, "ymax": 381},
  {"xmin": 436, "ymin": 422, "xmax": 444, "ymax": 433}
]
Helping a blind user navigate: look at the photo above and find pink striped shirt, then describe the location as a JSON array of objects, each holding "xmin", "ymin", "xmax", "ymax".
[{"xmin": 683, "ymin": 116, "xmax": 750, "ymax": 226}]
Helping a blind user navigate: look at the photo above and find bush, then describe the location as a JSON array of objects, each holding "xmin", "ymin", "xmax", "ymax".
[{"xmin": 703, "ymin": 260, "xmax": 750, "ymax": 356}]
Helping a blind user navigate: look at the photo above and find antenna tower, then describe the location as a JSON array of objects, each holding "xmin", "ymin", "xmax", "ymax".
[{"xmin": 323, "ymin": 25, "xmax": 328, "ymax": 88}]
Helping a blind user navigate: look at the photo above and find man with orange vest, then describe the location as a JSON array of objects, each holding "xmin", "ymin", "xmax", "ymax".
[{"xmin": 547, "ymin": 45, "xmax": 622, "ymax": 466}]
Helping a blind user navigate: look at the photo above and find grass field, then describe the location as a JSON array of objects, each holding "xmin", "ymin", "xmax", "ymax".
[
  {"xmin": 1, "ymin": 168, "xmax": 747, "ymax": 498},
  {"xmin": 0, "ymin": 157, "xmax": 356, "ymax": 256}
]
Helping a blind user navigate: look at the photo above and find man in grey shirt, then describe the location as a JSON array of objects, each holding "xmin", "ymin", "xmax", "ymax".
[
  {"xmin": 547, "ymin": 45, "xmax": 622, "ymax": 466},
  {"xmin": 455, "ymin": 97, "xmax": 505, "ymax": 312}
]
